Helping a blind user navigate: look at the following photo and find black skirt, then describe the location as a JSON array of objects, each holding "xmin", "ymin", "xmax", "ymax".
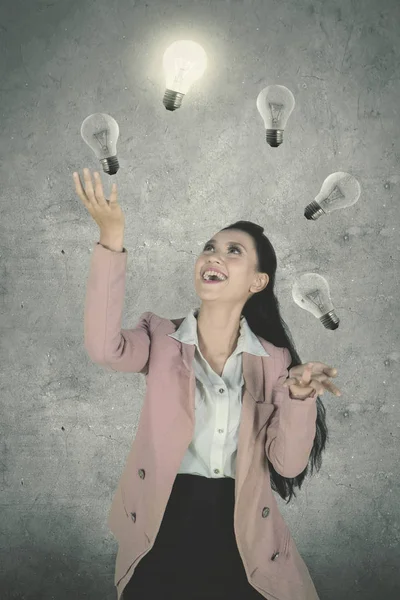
[{"xmin": 122, "ymin": 473, "xmax": 265, "ymax": 600}]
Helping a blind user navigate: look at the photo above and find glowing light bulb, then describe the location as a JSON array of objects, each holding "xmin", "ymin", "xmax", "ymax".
[
  {"xmin": 304, "ymin": 172, "xmax": 361, "ymax": 220},
  {"xmin": 292, "ymin": 273, "xmax": 339, "ymax": 330},
  {"xmin": 162, "ymin": 40, "xmax": 207, "ymax": 111},
  {"xmin": 256, "ymin": 85, "xmax": 295, "ymax": 147},
  {"xmin": 80, "ymin": 113, "xmax": 120, "ymax": 175}
]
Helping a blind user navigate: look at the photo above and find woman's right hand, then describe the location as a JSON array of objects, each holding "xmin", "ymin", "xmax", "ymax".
[{"xmin": 73, "ymin": 168, "xmax": 125, "ymax": 233}]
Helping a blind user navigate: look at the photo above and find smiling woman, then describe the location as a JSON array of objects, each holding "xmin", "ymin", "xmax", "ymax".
[
  {"xmin": 78, "ymin": 167, "xmax": 327, "ymax": 599},
  {"xmin": 119, "ymin": 220, "xmax": 325, "ymax": 600},
  {"xmin": 193, "ymin": 220, "xmax": 328, "ymax": 503}
]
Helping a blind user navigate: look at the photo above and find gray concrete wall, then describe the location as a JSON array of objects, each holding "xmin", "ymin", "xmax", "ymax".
[{"xmin": 1, "ymin": 0, "xmax": 399, "ymax": 599}]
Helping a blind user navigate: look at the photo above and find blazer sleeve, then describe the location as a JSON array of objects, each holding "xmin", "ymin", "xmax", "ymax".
[
  {"xmin": 265, "ymin": 346, "xmax": 318, "ymax": 478},
  {"xmin": 84, "ymin": 243, "xmax": 155, "ymax": 374}
]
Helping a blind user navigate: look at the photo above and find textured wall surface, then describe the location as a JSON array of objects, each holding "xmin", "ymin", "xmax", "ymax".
[{"xmin": 0, "ymin": 0, "xmax": 399, "ymax": 599}]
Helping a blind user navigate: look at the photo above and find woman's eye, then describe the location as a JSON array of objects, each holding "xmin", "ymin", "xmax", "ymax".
[{"xmin": 205, "ymin": 245, "xmax": 240, "ymax": 253}]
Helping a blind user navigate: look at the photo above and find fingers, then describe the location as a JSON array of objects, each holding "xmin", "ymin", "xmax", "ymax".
[
  {"xmin": 302, "ymin": 362, "xmax": 338, "ymax": 376},
  {"xmin": 307, "ymin": 379, "xmax": 341, "ymax": 396},
  {"xmin": 313, "ymin": 381, "xmax": 327, "ymax": 395},
  {"xmin": 296, "ymin": 381, "xmax": 324, "ymax": 396},
  {"xmin": 93, "ymin": 171, "xmax": 106, "ymax": 202},
  {"xmin": 317, "ymin": 364, "xmax": 337, "ymax": 377},
  {"xmin": 290, "ymin": 364, "xmax": 339, "ymax": 382},
  {"xmin": 326, "ymin": 367, "xmax": 338, "ymax": 377},
  {"xmin": 321, "ymin": 380, "xmax": 342, "ymax": 396},
  {"xmin": 83, "ymin": 168, "xmax": 96, "ymax": 201},
  {"xmin": 74, "ymin": 168, "xmax": 108, "ymax": 208},
  {"xmin": 73, "ymin": 171, "xmax": 89, "ymax": 204},
  {"xmin": 284, "ymin": 377, "xmax": 341, "ymax": 396},
  {"xmin": 308, "ymin": 379, "xmax": 341, "ymax": 396},
  {"xmin": 299, "ymin": 363, "xmax": 313, "ymax": 385}
]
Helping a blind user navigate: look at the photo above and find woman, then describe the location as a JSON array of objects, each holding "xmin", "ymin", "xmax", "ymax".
[{"xmin": 74, "ymin": 168, "xmax": 341, "ymax": 600}]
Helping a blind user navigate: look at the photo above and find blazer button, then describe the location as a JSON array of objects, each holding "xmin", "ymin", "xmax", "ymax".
[
  {"xmin": 138, "ymin": 469, "xmax": 146, "ymax": 479},
  {"xmin": 262, "ymin": 507, "xmax": 270, "ymax": 518},
  {"xmin": 130, "ymin": 512, "xmax": 136, "ymax": 523},
  {"xmin": 271, "ymin": 552, "xmax": 280, "ymax": 561}
]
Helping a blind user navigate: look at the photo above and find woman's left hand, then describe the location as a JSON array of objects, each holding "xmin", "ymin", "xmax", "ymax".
[{"xmin": 283, "ymin": 362, "xmax": 342, "ymax": 400}]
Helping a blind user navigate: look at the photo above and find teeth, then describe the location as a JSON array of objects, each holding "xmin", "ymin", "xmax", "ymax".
[{"xmin": 203, "ymin": 270, "xmax": 227, "ymax": 281}]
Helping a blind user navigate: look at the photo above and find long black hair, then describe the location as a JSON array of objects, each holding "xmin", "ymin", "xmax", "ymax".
[{"xmin": 220, "ymin": 220, "xmax": 329, "ymax": 504}]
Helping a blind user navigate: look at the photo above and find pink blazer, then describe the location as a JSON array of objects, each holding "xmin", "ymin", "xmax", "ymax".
[{"xmin": 85, "ymin": 243, "xmax": 320, "ymax": 600}]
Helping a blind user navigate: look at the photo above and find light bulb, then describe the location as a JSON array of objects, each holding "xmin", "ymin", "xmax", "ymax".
[
  {"xmin": 162, "ymin": 40, "xmax": 207, "ymax": 111},
  {"xmin": 256, "ymin": 85, "xmax": 295, "ymax": 147},
  {"xmin": 304, "ymin": 172, "xmax": 361, "ymax": 220},
  {"xmin": 80, "ymin": 113, "xmax": 120, "ymax": 175},
  {"xmin": 292, "ymin": 273, "xmax": 339, "ymax": 330}
]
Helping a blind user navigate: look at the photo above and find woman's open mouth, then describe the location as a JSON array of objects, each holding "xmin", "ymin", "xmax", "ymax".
[
  {"xmin": 201, "ymin": 272, "xmax": 228, "ymax": 284},
  {"xmin": 202, "ymin": 278, "xmax": 225, "ymax": 284}
]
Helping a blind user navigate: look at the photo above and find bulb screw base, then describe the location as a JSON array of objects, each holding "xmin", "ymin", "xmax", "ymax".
[
  {"xmin": 320, "ymin": 310, "xmax": 340, "ymax": 330},
  {"xmin": 304, "ymin": 200, "xmax": 324, "ymax": 220},
  {"xmin": 163, "ymin": 89, "xmax": 185, "ymax": 111},
  {"xmin": 100, "ymin": 156, "xmax": 119, "ymax": 175},
  {"xmin": 266, "ymin": 129, "xmax": 283, "ymax": 147}
]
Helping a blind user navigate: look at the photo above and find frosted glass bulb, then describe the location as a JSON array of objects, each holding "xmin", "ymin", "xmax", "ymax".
[
  {"xmin": 81, "ymin": 113, "xmax": 120, "ymax": 175},
  {"xmin": 162, "ymin": 40, "xmax": 207, "ymax": 111},
  {"xmin": 256, "ymin": 85, "xmax": 295, "ymax": 147},
  {"xmin": 304, "ymin": 172, "xmax": 361, "ymax": 220},
  {"xmin": 292, "ymin": 273, "xmax": 339, "ymax": 330}
]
